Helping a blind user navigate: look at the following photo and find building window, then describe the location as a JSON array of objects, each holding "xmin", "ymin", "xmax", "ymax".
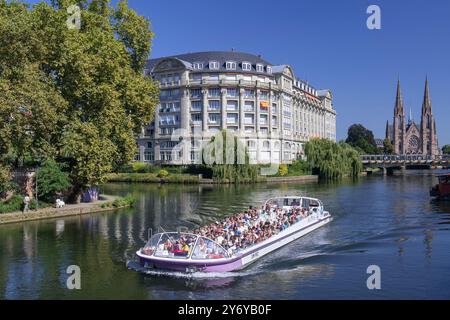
[
  {"xmin": 247, "ymin": 140, "xmax": 256, "ymax": 149},
  {"xmin": 191, "ymin": 101, "xmax": 202, "ymax": 111},
  {"xmin": 208, "ymin": 100, "xmax": 221, "ymax": 111},
  {"xmin": 227, "ymin": 113, "xmax": 238, "ymax": 124},
  {"xmin": 244, "ymin": 114, "xmax": 254, "ymax": 125},
  {"xmin": 193, "ymin": 62, "xmax": 204, "ymax": 70},
  {"xmin": 272, "ymin": 116, "xmax": 277, "ymax": 126},
  {"xmin": 147, "ymin": 142, "xmax": 153, "ymax": 148},
  {"xmin": 260, "ymin": 127, "xmax": 269, "ymax": 135},
  {"xmin": 271, "ymin": 103, "xmax": 277, "ymax": 114},
  {"xmin": 242, "ymin": 62, "xmax": 252, "ymax": 71},
  {"xmin": 244, "ymin": 89, "xmax": 254, "ymax": 98},
  {"xmin": 191, "ymin": 113, "xmax": 202, "ymax": 123},
  {"xmin": 144, "ymin": 152, "xmax": 154, "ymax": 162},
  {"xmin": 209, "ymin": 61, "xmax": 220, "ymax": 70},
  {"xmin": 227, "ymin": 88, "xmax": 238, "ymax": 97},
  {"xmin": 226, "ymin": 61, "xmax": 237, "ymax": 70},
  {"xmin": 245, "ymin": 126, "xmax": 254, "ymax": 133},
  {"xmin": 208, "ymin": 88, "xmax": 220, "ymax": 97},
  {"xmin": 208, "ymin": 114, "xmax": 221, "ymax": 124},
  {"xmin": 266, "ymin": 66, "xmax": 272, "ymax": 74},
  {"xmin": 191, "ymin": 88, "xmax": 202, "ymax": 98},
  {"xmin": 244, "ymin": 101, "xmax": 254, "ymax": 112},
  {"xmin": 227, "ymin": 100, "xmax": 238, "ymax": 111},
  {"xmin": 190, "ymin": 73, "xmax": 202, "ymax": 81},
  {"xmin": 260, "ymin": 90, "xmax": 269, "ymax": 100},
  {"xmin": 256, "ymin": 64, "xmax": 264, "ymax": 72},
  {"xmin": 260, "ymin": 114, "xmax": 268, "ymax": 125}
]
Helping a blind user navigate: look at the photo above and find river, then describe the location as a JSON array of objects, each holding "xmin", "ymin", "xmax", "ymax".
[{"xmin": 1, "ymin": 170, "xmax": 449, "ymax": 299}]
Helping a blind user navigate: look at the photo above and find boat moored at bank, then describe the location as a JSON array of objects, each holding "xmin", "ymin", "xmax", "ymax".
[{"xmin": 136, "ymin": 196, "xmax": 332, "ymax": 273}]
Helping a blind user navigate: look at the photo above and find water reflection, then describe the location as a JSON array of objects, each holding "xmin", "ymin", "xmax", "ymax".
[{"xmin": 0, "ymin": 171, "xmax": 450, "ymax": 299}]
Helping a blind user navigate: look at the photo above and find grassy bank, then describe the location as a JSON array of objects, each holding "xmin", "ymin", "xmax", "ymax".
[{"xmin": 0, "ymin": 195, "xmax": 51, "ymax": 214}]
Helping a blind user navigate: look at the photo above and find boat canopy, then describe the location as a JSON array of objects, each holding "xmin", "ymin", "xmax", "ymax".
[
  {"xmin": 265, "ymin": 196, "xmax": 323, "ymax": 210},
  {"xmin": 142, "ymin": 232, "xmax": 229, "ymax": 260}
]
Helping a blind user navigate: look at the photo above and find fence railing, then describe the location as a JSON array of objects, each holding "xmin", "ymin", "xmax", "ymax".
[{"xmin": 360, "ymin": 154, "xmax": 450, "ymax": 162}]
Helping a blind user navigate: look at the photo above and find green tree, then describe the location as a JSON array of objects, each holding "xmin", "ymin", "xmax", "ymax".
[
  {"xmin": 305, "ymin": 138, "xmax": 362, "ymax": 180},
  {"xmin": 383, "ymin": 139, "xmax": 394, "ymax": 154},
  {"xmin": 442, "ymin": 145, "xmax": 450, "ymax": 155},
  {"xmin": 345, "ymin": 124, "xmax": 379, "ymax": 154},
  {"xmin": 0, "ymin": 1, "xmax": 159, "ymax": 202},
  {"xmin": 36, "ymin": 160, "xmax": 71, "ymax": 202},
  {"xmin": 205, "ymin": 130, "xmax": 259, "ymax": 183}
]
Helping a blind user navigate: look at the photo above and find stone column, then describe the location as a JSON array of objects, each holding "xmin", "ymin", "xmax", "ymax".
[
  {"xmin": 202, "ymin": 88, "xmax": 208, "ymax": 133},
  {"xmin": 239, "ymin": 87, "xmax": 245, "ymax": 134},
  {"xmin": 221, "ymin": 88, "xmax": 227, "ymax": 130}
]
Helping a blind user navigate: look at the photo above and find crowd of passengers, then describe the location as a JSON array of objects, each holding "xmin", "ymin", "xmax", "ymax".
[
  {"xmin": 191, "ymin": 204, "xmax": 314, "ymax": 256},
  {"xmin": 149, "ymin": 203, "xmax": 317, "ymax": 258}
]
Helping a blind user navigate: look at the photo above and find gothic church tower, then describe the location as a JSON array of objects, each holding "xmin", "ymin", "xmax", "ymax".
[
  {"xmin": 420, "ymin": 78, "xmax": 439, "ymax": 155},
  {"xmin": 393, "ymin": 79, "xmax": 406, "ymax": 154}
]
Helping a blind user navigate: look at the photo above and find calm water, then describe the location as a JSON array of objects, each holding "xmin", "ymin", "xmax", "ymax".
[{"xmin": 1, "ymin": 171, "xmax": 450, "ymax": 299}]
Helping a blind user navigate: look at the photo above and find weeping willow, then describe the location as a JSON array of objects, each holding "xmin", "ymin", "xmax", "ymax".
[
  {"xmin": 206, "ymin": 130, "xmax": 259, "ymax": 183},
  {"xmin": 304, "ymin": 138, "xmax": 362, "ymax": 180}
]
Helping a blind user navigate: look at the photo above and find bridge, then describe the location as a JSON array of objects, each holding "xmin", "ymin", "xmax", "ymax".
[{"xmin": 360, "ymin": 154, "xmax": 450, "ymax": 174}]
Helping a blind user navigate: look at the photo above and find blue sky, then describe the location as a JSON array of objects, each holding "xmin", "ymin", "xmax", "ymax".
[{"xmin": 27, "ymin": 0, "xmax": 450, "ymax": 145}]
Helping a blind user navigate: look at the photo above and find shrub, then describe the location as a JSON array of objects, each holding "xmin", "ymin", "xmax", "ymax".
[
  {"xmin": 36, "ymin": 160, "xmax": 71, "ymax": 202},
  {"xmin": 157, "ymin": 169, "xmax": 169, "ymax": 178},
  {"xmin": 131, "ymin": 162, "xmax": 156, "ymax": 173},
  {"xmin": 278, "ymin": 164, "xmax": 288, "ymax": 176},
  {"xmin": 0, "ymin": 195, "xmax": 50, "ymax": 214}
]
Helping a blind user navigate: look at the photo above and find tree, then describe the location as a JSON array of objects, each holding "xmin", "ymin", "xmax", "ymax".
[
  {"xmin": 0, "ymin": 1, "xmax": 159, "ymax": 202},
  {"xmin": 442, "ymin": 145, "xmax": 450, "ymax": 155},
  {"xmin": 383, "ymin": 139, "xmax": 394, "ymax": 154},
  {"xmin": 36, "ymin": 160, "xmax": 71, "ymax": 202},
  {"xmin": 345, "ymin": 124, "xmax": 379, "ymax": 154},
  {"xmin": 305, "ymin": 138, "xmax": 362, "ymax": 180},
  {"xmin": 205, "ymin": 130, "xmax": 259, "ymax": 183}
]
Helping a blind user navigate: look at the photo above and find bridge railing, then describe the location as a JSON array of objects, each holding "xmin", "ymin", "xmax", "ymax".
[{"xmin": 360, "ymin": 154, "xmax": 450, "ymax": 162}]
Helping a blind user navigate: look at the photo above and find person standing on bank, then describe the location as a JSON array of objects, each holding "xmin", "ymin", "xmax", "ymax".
[{"xmin": 23, "ymin": 195, "xmax": 30, "ymax": 213}]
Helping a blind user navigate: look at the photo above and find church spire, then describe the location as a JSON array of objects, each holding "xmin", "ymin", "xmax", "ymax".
[
  {"xmin": 422, "ymin": 77, "xmax": 432, "ymax": 113},
  {"xmin": 395, "ymin": 78, "xmax": 404, "ymax": 113}
]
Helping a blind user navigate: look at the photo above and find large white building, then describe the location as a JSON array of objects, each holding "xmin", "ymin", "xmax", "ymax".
[{"xmin": 137, "ymin": 51, "xmax": 336, "ymax": 165}]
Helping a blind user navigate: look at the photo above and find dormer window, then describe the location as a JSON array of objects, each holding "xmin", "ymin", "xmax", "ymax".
[
  {"xmin": 256, "ymin": 64, "xmax": 264, "ymax": 72},
  {"xmin": 242, "ymin": 62, "xmax": 252, "ymax": 71},
  {"xmin": 226, "ymin": 61, "xmax": 237, "ymax": 70},
  {"xmin": 266, "ymin": 66, "xmax": 272, "ymax": 74},
  {"xmin": 209, "ymin": 61, "xmax": 220, "ymax": 70},
  {"xmin": 193, "ymin": 62, "xmax": 203, "ymax": 70}
]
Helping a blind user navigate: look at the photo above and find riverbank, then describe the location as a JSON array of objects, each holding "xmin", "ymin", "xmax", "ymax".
[
  {"xmin": 0, "ymin": 195, "xmax": 130, "ymax": 225},
  {"xmin": 106, "ymin": 172, "xmax": 318, "ymax": 184}
]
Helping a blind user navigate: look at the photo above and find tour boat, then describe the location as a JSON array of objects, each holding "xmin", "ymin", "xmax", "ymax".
[
  {"xmin": 430, "ymin": 173, "xmax": 450, "ymax": 200},
  {"xmin": 136, "ymin": 196, "xmax": 332, "ymax": 273}
]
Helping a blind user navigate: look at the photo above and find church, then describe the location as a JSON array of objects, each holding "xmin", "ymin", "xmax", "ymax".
[{"xmin": 385, "ymin": 79, "xmax": 440, "ymax": 156}]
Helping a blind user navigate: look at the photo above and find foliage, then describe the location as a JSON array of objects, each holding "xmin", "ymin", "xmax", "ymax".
[
  {"xmin": 36, "ymin": 160, "xmax": 71, "ymax": 202},
  {"xmin": 278, "ymin": 164, "xmax": 288, "ymax": 176},
  {"xmin": 130, "ymin": 162, "xmax": 156, "ymax": 173},
  {"xmin": 157, "ymin": 169, "xmax": 169, "ymax": 178},
  {"xmin": 0, "ymin": 164, "xmax": 13, "ymax": 195},
  {"xmin": 345, "ymin": 124, "xmax": 379, "ymax": 154},
  {"xmin": 0, "ymin": 1, "xmax": 159, "ymax": 201},
  {"xmin": 0, "ymin": 195, "xmax": 50, "ymax": 214},
  {"xmin": 305, "ymin": 138, "xmax": 362, "ymax": 180},
  {"xmin": 206, "ymin": 130, "xmax": 259, "ymax": 183},
  {"xmin": 100, "ymin": 194, "xmax": 135, "ymax": 209},
  {"xmin": 383, "ymin": 138, "xmax": 395, "ymax": 155},
  {"xmin": 442, "ymin": 145, "xmax": 450, "ymax": 155}
]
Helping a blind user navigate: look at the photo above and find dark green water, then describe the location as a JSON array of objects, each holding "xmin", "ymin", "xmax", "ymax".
[{"xmin": 1, "ymin": 171, "xmax": 450, "ymax": 299}]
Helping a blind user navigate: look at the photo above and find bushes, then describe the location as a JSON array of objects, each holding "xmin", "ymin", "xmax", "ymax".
[
  {"xmin": 36, "ymin": 160, "xmax": 71, "ymax": 202},
  {"xmin": 278, "ymin": 164, "xmax": 288, "ymax": 176},
  {"xmin": 130, "ymin": 162, "xmax": 157, "ymax": 173},
  {"xmin": 157, "ymin": 169, "xmax": 169, "ymax": 178},
  {"xmin": 0, "ymin": 195, "xmax": 50, "ymax": 214},
  {"xmin": 100, "ymin": 194, "xmax": 136, "ymax": 209}
]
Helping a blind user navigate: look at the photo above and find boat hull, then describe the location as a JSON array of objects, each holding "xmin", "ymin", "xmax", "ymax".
[{"xmin": 137, "ymin": 214, "xmax": 332, "ymax": 273}]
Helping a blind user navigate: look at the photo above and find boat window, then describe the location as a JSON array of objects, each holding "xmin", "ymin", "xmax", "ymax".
[
  {"xmin": 142, "ymin": 233, "xmax": 161, "ymax": 256},
  {"xmin": 302, "ymin": 198, "xmax": 310, "ymax": 209},
  {"xmin": 192, "ymin": 237, "xmax": 228, "ymax": 260},
  {"xmin": 154, "ymin": 233, "xmax": 196, "ymax": 259}
]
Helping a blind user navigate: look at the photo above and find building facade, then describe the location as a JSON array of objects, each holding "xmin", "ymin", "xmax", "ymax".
[
  {"xmin": 137, "ymin": 51, "xmax": 336, "ymax": 165},
  {"xmin": 386, "ymin": 78, "xmax": 439, "ymax": 156}
]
